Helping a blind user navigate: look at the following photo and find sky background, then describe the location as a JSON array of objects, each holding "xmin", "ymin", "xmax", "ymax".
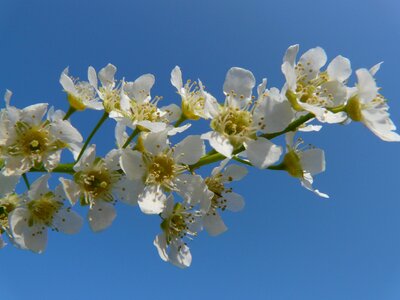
[{"xmin": 1, "ymin": 0, "xmax": 400, "ymax": 299}]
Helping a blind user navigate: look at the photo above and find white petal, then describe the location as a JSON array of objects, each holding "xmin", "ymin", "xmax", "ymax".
[
  {"xmin": 244, "ymin": 138, "xmax": 282, "ymax": 169},
  {"xmin": 120, "ymin": 149, "xmax": 146, "ymax": 181},
  {"xmin": 170, "ymin": 66, "xmax": 183, "ymax": 90},
  {"xmin": 223, "ymin": 67, "xmax": 255, "ymax": 103},
  {"xmin": 300, "ymin": 148, "xmax": 325, "ymax": 175},
  {"xmin": 221, "ymin": 164, "xmax": 248, "ymax": 182},
  {"xmin": 369, "ymin": 62, "xmax": 383, "ymax": 76},
  {"xmin": 283, "ymin": 44, "xmax": 299, "ymax": 66},
  {"xmin": 142, "ymin": 131, "xmax": 169, "ymax": 155},
  {"xmin": 161, "ymin": 104, "xmax": 181, "ymax": 122},
  {"xmin": 88, "ymin": 201, "xmax": 116, "ymax": 232},
  {"xmin": 201, "ymin": 131, "xmax": 233, "ymax": 158},
  {"xmin": 281, "ymin": 61, "xmax": 297, "ymax": 90},
  {"xmin": 73, "ymin": 145, "xmax": 96, "ymax": 172},
  {"xmin": 299, "ymin": 47, "xmax": 327, "ymax": 79},
  {"xmin": 28, "ymin": 174, "xmax": 51, "ymax": 200},
  {"xmin": 59, "ymin": 178, "xmax": 81, "ymax": 206},
  {"xmin": 174, "ymin": 135, "xmax": 205, "ymax": 165},
  {"xmin": 301, "ymin": 175, "xmax": 329, "ymax": 198},
  {"xmin": 104, "ymin": 149, "xmax": 121, "ymax": 171},
  {"xmin": 137, "ymin": 120, "xmax": 167, "ymax": 133},
  {"xmin": 327, "ymin": 55, "xmax": 352, "ymax": 82},
  {"xmin": 356, "ymin": 68, "xmax": 378, "ymax": 102},
  {"xmin": 114, "ymin": 177, "xmax": 143, "ymax": 205},
  {"xmin": 224, "ymin": 192, "xmax": 245, "ymax": 212},
  {"xmin": 4, "ymin": 89, "xmax": 12, "ymax": 107},
  {"xmin": 88, "ymin": 66, "xmax": 98, "ymax": 89},
  {"xmin": 153, "ymin": 233, "xmax": 169, "ymax": 262},
  {"xmin": 204, "ymin": 213, "xmax": 227, "ymax": 236},
  {"xmin": 53, "ymin": 208, "xmax": 83, "ymax": 234},
  {"xmin": 98, "ymin": 64, "xmax": 117, "ymax": 88},
  {"xmin": 169, "ymin": 241, "xmax": 192, "ymax": 268},
  {"xmin": 10, "ymin": 208, "xmax": 48, "ymax": 253},
  {"xmin": 59, "ymin": 73, "xmax": 77, "ymax": 95},
  {"xmin": 42, "ymin": 151, "xmax": 61, "ymax": 172},
  {"xmin": 0, "ymin": 173, "xmax": 19, "ymax": 196},
  {"xmin": 175, "ymin": 174, "xmax": 212, "ymax": 213},
  {"xmin": 138, "ymin": 185, "xmax": 167, "ymax": 215},
  {"xmin": 21, "ymin": 103, "xmax": 48, "ymax": 125}
]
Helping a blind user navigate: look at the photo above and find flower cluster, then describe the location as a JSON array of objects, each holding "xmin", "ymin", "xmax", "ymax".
[{"xmin": 0, "ymin": 45, "xmax": 399, "ymax": 268}]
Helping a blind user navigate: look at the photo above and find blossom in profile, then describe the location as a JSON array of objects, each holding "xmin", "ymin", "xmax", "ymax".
[
  {"xmin": 0, "ymin": 91, "xmax": 82, "ymax": 175},
  {"xmin": 171, "ymin": 66, "xmax": 216, "ymax": 120},
  {"xmin": 0, "ymin": 173, "xmax": 21, "ymax": 249},
  {"xmin": 153, "ymin": 196, "xmax": 204, "ymax": 268},
  {"xmin": 281, "ymin": 132, "xmax": 328, "ymax": 198},
  {"xmin": 9, "ymin": 175, "xmax": 83, "ymax": 253},
  {"xmin": 203, "ymin": 159, "xmax": 247, "ymax": 236},
  {"xmin": 59, "ymin": 67, "xmax": 103, "ymax": 111},
  {"xmin": 345, "ymin": 65, "xmax": 400, "ymax": 142}
]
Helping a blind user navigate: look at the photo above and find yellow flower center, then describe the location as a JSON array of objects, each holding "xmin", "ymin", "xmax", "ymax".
[
  {"xmin": 283, "ymin": 150, "xmax": 303, "ymax": 178},
  {"xmin": 211, "ymin": 107, "xmax": 255, "ymax": 147},
  {"xmin": 27, "ymin": 193, "xmax": 62, "ymax": 226},
  {"xmin": 345, "ymin": 96, "xmax": 363, "ymax": 122}
]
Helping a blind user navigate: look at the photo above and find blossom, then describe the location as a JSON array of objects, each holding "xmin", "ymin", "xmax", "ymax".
[
  {"xmin": 281, "ymin": 45, "xmax": 350, "ymax": 123},
  {"xmin": 120, "ymin": 131, "xmax": 211, "ymax": 214},
  {"xmin": 170, "ymin": 66, "xmax": 216, "ymax": 120},
  {"xmin": 109, "ymin": 73, "xmax": 181, "ymax": 132},
  {"xmin": 9, "ymin": 175, "xmax": 83, "ymax": 253},
  {"xmin": 88, "ymin": 63, "xmax": 122, "ymax": 113},
  {"xmin": 345, "ymin": 66, "xmax": 400, "ymax": 141},
  {"xmin": 202, "ymin": 67, "xmax": 283, "ymax": 168},
  {"xmin": 281, "ymin": 132, "xmax": 328, "ymax": 198},
  {"xmin": 0, "ymin": 173, "xmax": 21, "ymax": 248},
  {"xmin": 59, "ymin": 67, "xmax": 103, "ymax": 111},
  {"xmin": 0, "ymin": 91, "xmax": 83, "ymax": 175},
  {"xmin": 203, "ymin": 159, "xmax": 247, "ymax": 236},
  {"xmin": 153, "ymin": 196, "xmax": 204, "ymax": 268},
  {"xmin": 60, "ymin": 145, "xmax": 138, "ymax": 232}
]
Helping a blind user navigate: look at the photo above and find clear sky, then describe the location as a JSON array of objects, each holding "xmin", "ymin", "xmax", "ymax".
[{"xmin": 1, "ymin": 0, "xmax": 400, "ymax": 299}]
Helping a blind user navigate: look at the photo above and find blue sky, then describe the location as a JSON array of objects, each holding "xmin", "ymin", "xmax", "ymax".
[{"xmin": 1, "ymin": 0, "xmax": 400, "ymax": 299}]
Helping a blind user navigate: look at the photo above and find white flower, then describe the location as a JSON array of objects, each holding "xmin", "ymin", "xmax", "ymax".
[
  {"xmin": 0, "ymin": 173, "xmax": 21, "ymax": 248},
  {"xmin": 88, "ymin": 63, "xmax": 122, "ymax": 113},
  {"xmin": 109, "ymin": 74, "xmax": 181, "ymax": 132},
  {"xmin": 9, "ymin": 175, "xmax": 83, "ymax": 253},
  {"xmin": 345, "ymin": 67, "xmax": 400, "ymax": 142},
  {"xmin": 120, "ymin": 131, "xmax": 211, "ymax": 214},
  {"xmin": 59, "ymin": 67, "xmax": 103, "ymax": 111},
  {"xmin": 60, "ymin": 145, "xmax": 138, "ymax": 232},
  {"xmin": 253, "ymin": 81, "xmax": 294, "ymax": 134},
  {"xmin": 171, "ymin": 66, "xmax": 216, "ymax": 120},
  {"xmin": 281, "ymin": 45, "xmax": 350, "ymax": 123},
  {"xmin": 203, "ymin": 159, "xmax": 247, "ymax": 236},
  {"xmin": 282, "ymin": 132, "xmax": 329, "ymax": 198},
  {"xmin": 202, "ymin": 67, "xmax": 283, "ymax": 168},
  {"xmin": 153, "ymin": 196, "xmax": 203, "ymax": 268},
  {"xmin": 0, "ymin": 92, "xmax": 83, "ymax": 175}
]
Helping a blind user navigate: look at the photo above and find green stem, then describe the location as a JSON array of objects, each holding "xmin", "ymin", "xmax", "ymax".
[
  {"xmin": 76, "ymin": 111, "xmax": 109, "ymax": 162},
  {"xmin": 22, "ymin": 173, "xmax": 30, "ymax": 189},
  {"xmin": 261, "ymin": 113, "xmax": 314, "ymax": 140},
  {"xmin": 29, "ymin": 163, "xmax": 75, "ymax": 174},
  {"xmin": 122, "ymin": 128, "xmax": 140, "ymax": 149},
  {"xmin": 174, "ymin": 114, "xmax": 187, "ymax": 127},
  {"xmin": 63, "ymin": 106, "xmax": 77, "ymax": 120}
]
